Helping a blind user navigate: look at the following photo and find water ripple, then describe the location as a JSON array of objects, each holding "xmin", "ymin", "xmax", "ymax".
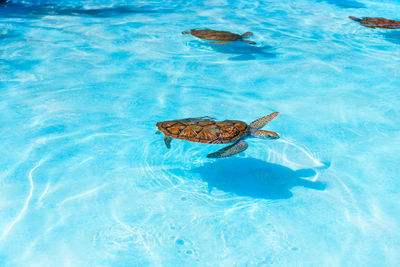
[{"xmin": 1, "ymin": 160, "xmax": 42, "ymax": 243}]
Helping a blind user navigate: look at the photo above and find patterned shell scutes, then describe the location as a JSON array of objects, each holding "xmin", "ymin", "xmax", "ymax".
[
  {"xmin": 190, "ymin": 29, "xmax": 241, "ymax": 41},
  {"xmin": 360, "ymin": 18, "xmax": 400, "ymax": 29},
  {"xmin": 156, "ymin": 118, "xmax": 249, "ymax": 144}
]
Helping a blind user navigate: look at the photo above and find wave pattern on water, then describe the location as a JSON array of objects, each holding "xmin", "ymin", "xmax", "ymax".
[{"xmin": 1, "ymin": 0, "xmax": 400, "ymax": 266}]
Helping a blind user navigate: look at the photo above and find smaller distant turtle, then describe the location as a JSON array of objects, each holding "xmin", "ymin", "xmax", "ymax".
[
  {"xmin": 182, "ymin": 29, "xmax": 256, "ymax": 45},
  {"xmin": 156, "ymin": 112, "xmax": 279, "ymax": 158},
  {"xmin": 349, "ymin": 16, "xmax": 400, "ymax": 29}
]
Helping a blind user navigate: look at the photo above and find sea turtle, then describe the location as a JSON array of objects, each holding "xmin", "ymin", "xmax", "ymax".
[
  {"xmin": 156, "ymin": 112, "xmax": 279, "ymax": 158},
  {"xmin": 182, "ymin": 29, "xmax": 256, "ymax": 45},
  {"xmin": 349, "ymin": 16, "xmax": 400, "ymax": 29}
]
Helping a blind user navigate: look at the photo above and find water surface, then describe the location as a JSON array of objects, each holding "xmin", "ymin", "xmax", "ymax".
[{"xmin": 1, "ymin": 0, "xmax": 400, "ymax": 266}]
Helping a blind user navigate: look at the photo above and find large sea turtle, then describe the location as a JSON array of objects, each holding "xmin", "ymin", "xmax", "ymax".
[
  {"xmin": 349, "ymin": 16, "xmax": 400, "ymax": 29},
  {"xmin": 182, "ymin": 29, "xmax": 256, "ymax": 45},
  {"xmin": 156, "ymin": 112, "xmax": 279, "ymax": 158}
]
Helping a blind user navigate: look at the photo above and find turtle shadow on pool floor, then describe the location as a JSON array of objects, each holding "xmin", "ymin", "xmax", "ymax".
[
  {"xmin": 190, "ymin": 157, "xmax": 327, "ymax": 199},
  {"xmin": 191, "ymin": 41, "xmax": 276, "ymax": 61},
  {"xmin": 382, "ymin": 30, "xmax": 400, "ymax": 45}
]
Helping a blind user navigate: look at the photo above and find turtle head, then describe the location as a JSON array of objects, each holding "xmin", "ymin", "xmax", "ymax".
[
  {"xmin": 349, "ymin": 16, "xmax": 362, "ymax": 22},
  {"xmin": 182, "ymin": 30, "xmax": 190, "ymax": 34}
]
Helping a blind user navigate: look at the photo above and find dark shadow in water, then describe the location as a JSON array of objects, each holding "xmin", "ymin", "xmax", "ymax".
[
  {"xmin": 191, "ymin": 41, "xmax": 276, "ymax": 61},
  {"xmin": 317, "ymin": 0, "xmax": 365, "ymax": 8},
  {"xmin": 0, "ymin": 30, "xmax": 20, "ymax": 40},
  {"xmin": 0, "ymin": 2, "xmax": 174, "ymax": 18},
  {"xmin": 0, "ymin": 59, "xmax": 41, "ymax": 70},
  {"xmin": 382, "ymin": 30, "xmax": 400, "ymax": 45},
  {"xmin": 189, "ymin": 157, "xmax": 327, "ymax": 199}
]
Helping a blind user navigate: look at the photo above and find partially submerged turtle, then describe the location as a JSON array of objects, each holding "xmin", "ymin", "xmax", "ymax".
[
  {"xmin": 349, "ymin": 16, "xmax": 400, "ymax": 29},
  {"xmin": 182, "ymin": 29, "xmax": 256, "ymax": 45},
  {"xmin": 156, "ymin": 112, "xmax": 279, "ymax": 158}
]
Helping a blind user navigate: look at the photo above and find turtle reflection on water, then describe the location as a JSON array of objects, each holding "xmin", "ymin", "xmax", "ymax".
[
  {"xmin": 182, "ymin": 29, "xmax": 256, "ymax": 45},
  {"xmin": 156, "ymin": 112, "xmax": 279, "ymax": 158},
  {"xmin": 349, "ymin": 16, "xmax": 400, "ymax": 29}
]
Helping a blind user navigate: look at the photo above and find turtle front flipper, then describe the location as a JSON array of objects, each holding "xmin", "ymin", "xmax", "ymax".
[
  {"xmin": 249, "ymin": 112, "xmax": 279, "ymax": 130},
  {"xmin": 209, "ymin": 41, "xmax": 235, "ymax": 45},
  {"xmin": 241, "ymin": 40, "xmax": 256, "ymax": 45},
  {"xmin": 207, "ymin": 140, "xmax": 248, "ymax": 158},
  {"xmin": 164, "ymin": 136, "xmax": 172, "ymax": 149}
]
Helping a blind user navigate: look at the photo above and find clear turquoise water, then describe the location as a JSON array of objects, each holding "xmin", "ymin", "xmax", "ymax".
[{"xmin": 1, "ymin": 0, "xmax": 400, "ymax": 266}]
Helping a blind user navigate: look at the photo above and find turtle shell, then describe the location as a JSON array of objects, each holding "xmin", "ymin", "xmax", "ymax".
[
  {"xmin": 189, "ymin": 29, "xmax": 241, "ymax": 41},
  {"xmin": 360, "ymin": 18, "xmax": 400, "ymax": 29},
  {"xmin": 156, "ymin": 118, "xmax": 249, "ymax": 144}
]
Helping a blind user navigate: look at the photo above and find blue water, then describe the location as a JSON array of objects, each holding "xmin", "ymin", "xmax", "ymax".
[{"xmin": 1, "ymin": 0, "xmax": 400, "ymax": 266}]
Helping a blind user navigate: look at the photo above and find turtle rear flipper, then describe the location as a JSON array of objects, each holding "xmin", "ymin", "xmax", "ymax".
[
  {"xmin": 210, "ymin": 41, "xmax": 235, "ymax": 45},
  {"xmin": 253, "ymin": 130, "xmax": 279, "ymax": 139},
  {"xmin": 241, "ymin": 32, "xmax": 253, "ymax": 38},
  {"xmin": 362, "ymin": 25, "xmax": 376, "ymax": 28},
  {"xmin": 207, "ymin": 140, "xmax": 248, "ymax": 158},
  {"xmin": 250, "ymin": 112, "xmax": 279, "ymax": 130},
  {"xmin": 241, "ymin": 40, "xmax": 256, "ymax": 45}
]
